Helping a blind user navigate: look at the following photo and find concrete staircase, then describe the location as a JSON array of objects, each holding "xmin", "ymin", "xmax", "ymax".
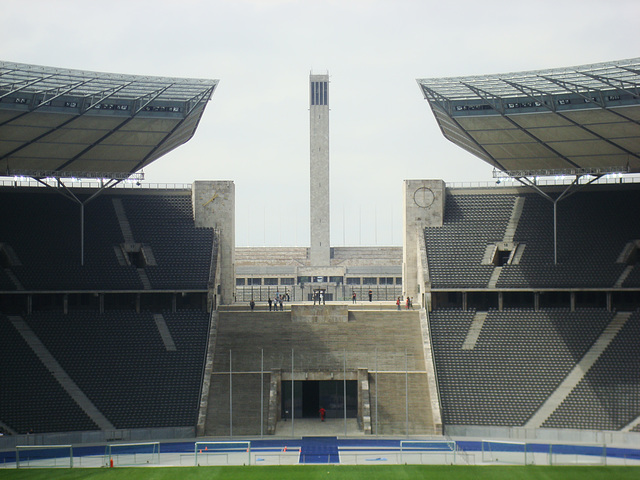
[{"xmin": 203, "ymin": 309, "xmax": 437, "ymax": 435}]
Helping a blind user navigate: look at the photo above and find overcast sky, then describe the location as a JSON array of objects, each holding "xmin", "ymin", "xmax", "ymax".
[{"xmin": 3, "ymin": 0, "xmax": 639, "ymax": 247}]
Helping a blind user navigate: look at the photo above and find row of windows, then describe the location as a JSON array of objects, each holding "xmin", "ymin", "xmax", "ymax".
[
  {"xmin": 236, "ymin": 276, "xmax": 402, "ymax": 286},
  {"xmin": 310, "ymin": 81, "xmax": 328, "ymax": 106}
]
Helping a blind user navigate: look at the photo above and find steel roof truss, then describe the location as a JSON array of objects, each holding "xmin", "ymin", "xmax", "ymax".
[
  {"xmin": 420, "ymin": 85, "xmax": 454, "ymax": 115},
  {"xmin": 132, "ymin": 83, "xmax": 176, "ymax": 115},
  {"xmin": 55, "ymin": 84, "xmax": 174, "ymax": 172},
  {"xmin": 0, "ymin": 74, "xmax": 55, "ymax": 100},
  {"xmin": 537, "ymin": 75, "xmax": 607, "ymax": 108},
  {"xmin": 462, "ymin": 82, "xmax": 581, "ymax": 170},
  {"xmin": 579, "ymin": 70, "xmax": 640, "ymax": 99},
  {"xmin": 33, "ymin": 78, "xmax": 94, "ymax": 108},
  {"xmin": 84, "ymin": 82, "xmax": 134, "ymax": 112},
  {"xmin": 504, "ymin": 79, "xmax": 640, "ymax": 162}
]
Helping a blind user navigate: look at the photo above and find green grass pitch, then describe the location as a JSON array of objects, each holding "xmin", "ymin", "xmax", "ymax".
[{"xmin": 0, "ymin": 466, "xmax": 638, "ymax": 480}]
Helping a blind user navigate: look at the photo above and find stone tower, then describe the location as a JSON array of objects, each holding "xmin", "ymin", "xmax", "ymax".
[{"xmin": 309, "ymin": 73, "xmax": 331, "ymax": 266}]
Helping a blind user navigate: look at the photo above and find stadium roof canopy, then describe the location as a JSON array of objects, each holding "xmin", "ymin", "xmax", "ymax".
[
  {"xmin": 0, "ymin": 61, "xmax": 218, "ymax": 180},
  {"xmin": 417, "ymin": 58, "xmax": 640, "ymax": 178}
]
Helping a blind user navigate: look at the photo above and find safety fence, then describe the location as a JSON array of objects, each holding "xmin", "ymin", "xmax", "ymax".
[
  {"xmin": 2, "ymin": 438, "xmax": 640, "ymax": 468},
  {"xmin": 235, "ymin": 284, "xmax": 404, "ymax": 303}
]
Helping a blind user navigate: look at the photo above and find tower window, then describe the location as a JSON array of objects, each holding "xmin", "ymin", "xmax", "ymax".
[{"xmin": 311, "ymin": 81, "xmax": 328, "ymax": 106}]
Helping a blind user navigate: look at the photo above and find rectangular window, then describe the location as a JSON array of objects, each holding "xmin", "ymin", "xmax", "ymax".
[
  {"xmin": 378, "ymin": 277, "xmax": 394, "ymax": 285},
  {"xmin": 297, "ymin": 276, "xmax": 311, "ymax": 284},
  {"xmin": 311, "ymin": 81, "xmax": 328, "ymax": 106},
  {"xmin": 395, "ymin": 277, "xmax": 403, "ymax": 285},
  {"xmin": 363, "ymin": 277, "xmax": 377, "ymax": 285},
  {"xmin": 329, "ymin": 276, "xmax": 343, "ymax": 284},
  {"xmin": 264, "ymin": 278, "xmax": 278, "ymax": 286},
  {"xmin": 280, "ymin": 278, "xmax": 295, "ymax": 285},
  {"xmin": 346, "ymin": 277, "xmax": 361, "ymax": 285},
  {"xmin": 236, "ymin": 278, "xmax": 246, "ymax": 286},
  {"xmin": 248, "ymin": 278, "xmax": 262, "ymax": 286}
]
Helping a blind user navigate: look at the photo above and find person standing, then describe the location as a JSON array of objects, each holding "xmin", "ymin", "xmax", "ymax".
[
  {"xmin": 250, "ymin": 299, "xmax": 255, "ymax": 311},
  {"xmin": 319, "ymin": 407, "xmax": 326, "ymax": 422},
  {"xmin": 368, "ymin": 289, "xmax": 373, "ymax": 302},
  {"xmin": 268, "ymin": 298, "xmax": 273, "ymax": 311},
  {"xmin": 396, "ymin": 297, "xmax": 401, "ymax": 310},
  {"xmin": 352, "ymin": 291, "xmax": 356, "ymax": 304}
]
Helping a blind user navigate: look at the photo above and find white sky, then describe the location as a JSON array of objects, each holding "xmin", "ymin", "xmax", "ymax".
[{"xmin": 2, "ymin": 0, "xmax": 639, "ymax": 247}]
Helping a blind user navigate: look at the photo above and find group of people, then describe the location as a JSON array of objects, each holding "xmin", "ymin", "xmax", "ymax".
[
  {"xmin": 396, "ymin": 296, "xmax": 413, "ymax": 310},
  {"xmin": 249, "ymin": 292, "xmax": 414, "ymax": 310},
  {"xmin": 268, "ymin": 294, "xmax": 287, "ymax": 311},
  {"xmin": 351, "ymin": 289, "xmax": 374, "ymax": 303},
  {"xmin": 248, "ymin": 293, "xmax": 289, "ymax": 311},
  {"xmin": 313, "ymin": 291, "xmax": 326, "ymax": 305}
]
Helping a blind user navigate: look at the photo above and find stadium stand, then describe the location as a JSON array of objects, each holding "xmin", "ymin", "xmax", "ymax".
[
  {"xmin": 423, "ymin": 193, "xmax": 516, "ymax": 288},
  {"xmin": 421, "ymin": 183, "xmax": 640, "ymax": 429},
  {"xmin": 0, "ymin": 189, "xmax": 141, "ymax": 291},
  {"xmin": 23, "ymin": 309, "xmax": 209, "ymax": 429},
  {"xmin": 0, "ymin": 313, "xmax": 98, "ymax": 433},
  {"xmin": 423, "ymin": 187, "xmax": 640, "ymax": 291},
  {"xmin": 497, "ymin": 189, "xmax": 640, "ymax": 289},
  {"xmin": 429, "ymin": 308, "xmax": 614, "ymax": 426},
  {"xmin": 0, "ymin": 186, "xmax": 216, "ymax": 434},
  {"xmin": 120, "ymin": 194, "xmax": 215, "ymax": 290},
  {"xmin": 542, "ymin": 309, "xmax": 640, "ymax": 430}
]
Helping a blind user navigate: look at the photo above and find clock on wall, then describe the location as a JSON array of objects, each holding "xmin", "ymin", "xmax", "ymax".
[{"xmin": 413, "ymin": 187, "xmax": 435, "ymax": 208}]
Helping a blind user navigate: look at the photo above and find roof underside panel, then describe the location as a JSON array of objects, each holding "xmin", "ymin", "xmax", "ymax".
[
  {"xmin": 418, "ymin": 58, "xmax": 640, "ymax": 176},
  {"xmin": 0, "ymin": 61, "xmax": 218, "ymax": 179}
]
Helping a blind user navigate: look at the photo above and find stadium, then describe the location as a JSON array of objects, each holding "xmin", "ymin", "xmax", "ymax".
[{"xmin": 0, "ymin": 57, "xmax": 639, "ymax": 475}]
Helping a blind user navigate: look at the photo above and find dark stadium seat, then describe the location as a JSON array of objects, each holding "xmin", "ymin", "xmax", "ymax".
[
  {"xmin": 542, "ymin": 310, "xmax": 640, "ymax": 430},
  {"xmin": 0, "ymin": 189, "xmax": 216, "ymax": 292},
  {"xmin": 0, "ymin": 314, "xmax": 99, "ymax": 433},
  {"xmin": 22, "ymin": 309, "xmax": 210, "ymax": 430},
  {"xmin": 429, "ymin": 307, "xmax": 613, "ymax": 427}
]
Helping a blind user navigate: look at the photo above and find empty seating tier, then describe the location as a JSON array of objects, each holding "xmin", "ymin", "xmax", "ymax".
[
  {"xmin": 19, "ymin": 310, "xmax": 210, "ymax": 430},
  {"xmin": 429, "ymin": 308, "xmax": 613, "ymax": 427}
]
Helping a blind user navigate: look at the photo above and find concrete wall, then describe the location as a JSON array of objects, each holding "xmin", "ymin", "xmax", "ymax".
[
  {"xmin": 193, "ymin": 180, "xmax": 235, "ymax": 305},
  {"xmin": 403, "ymin": 179, "xmax": 445, "ymax": 301}
]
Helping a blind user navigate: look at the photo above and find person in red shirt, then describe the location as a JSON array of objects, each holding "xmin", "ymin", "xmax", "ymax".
[{"xmin": 319, "ymin": 407, "xmax": 326, "ymax": 422}]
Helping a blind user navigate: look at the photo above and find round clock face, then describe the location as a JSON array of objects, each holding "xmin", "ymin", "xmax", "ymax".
[{"xmin": 413, "ymin": 187, "xmax": 435, "ymax": 208}]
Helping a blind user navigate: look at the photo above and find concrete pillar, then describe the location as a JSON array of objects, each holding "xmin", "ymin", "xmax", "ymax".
[
  {"xmin": 403, "ymin": 180, "xmax": 445, "ymax": 300},
  {"xmin": 310, "ymin": 73, "xmax": 331, "ymax": 266},
  {"xmin": 193, "ymin": 181, "xmax": 235, "ymax": 305}
]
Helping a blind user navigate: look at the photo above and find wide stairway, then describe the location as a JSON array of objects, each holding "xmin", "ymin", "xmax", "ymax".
[{"xmin": 203, "ymin": 308, "xmax": 437, "ymax": 436}]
